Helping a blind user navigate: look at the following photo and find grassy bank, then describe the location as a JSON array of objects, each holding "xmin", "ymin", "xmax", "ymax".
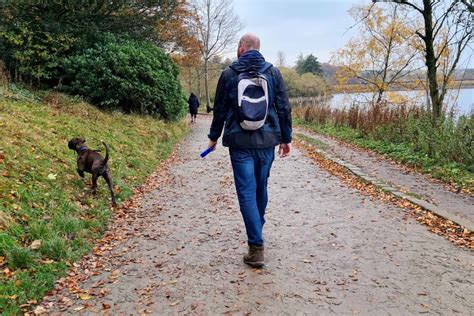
[
  {"xmin": 0, "ymin": 86, "xmax": 189, "ymax": 314},
  {"xmin": 294, "ymin": 106, "xmax": 473, "ymax": 192}
]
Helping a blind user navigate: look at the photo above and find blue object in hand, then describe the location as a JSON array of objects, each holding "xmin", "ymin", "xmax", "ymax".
[{"xmin": 200, "ymin": 146, "xmax": 215, "ymax": 158}]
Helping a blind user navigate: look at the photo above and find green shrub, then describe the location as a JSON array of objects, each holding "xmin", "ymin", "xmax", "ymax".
[
  {"xmin": 29, "ymin": 221, "xmax": 52, "ymax": 241},
  {"xmin": 0, "ymin": 23, "xmax": 76, "ymax": 86},
  {"xmin": 63, "ymin": 34, "xmax": 187, "ymax": 120},
  {"xmin": 51, "ymin": 215, "xmax": 81, "ymax": 236},
  {"xmin": 6, "ymin": 247, "xmax": 35, "ymax": 270},
  {"xmin": 0, "ymin": 233, "xmax": 16, "ymax": 256},
  {"xmin": 40, "ymin": 238, "xmax": 69, "ymax": 261}
]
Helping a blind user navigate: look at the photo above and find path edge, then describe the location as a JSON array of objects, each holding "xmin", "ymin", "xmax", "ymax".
[{"xmin": 295, "ymin": 134, "xmax": 474, "ymax": 233}]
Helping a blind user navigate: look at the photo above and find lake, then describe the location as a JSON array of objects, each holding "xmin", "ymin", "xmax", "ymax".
[{"xmin": 329, "ymin": 88, "xmax": 474, "ymax": 116}]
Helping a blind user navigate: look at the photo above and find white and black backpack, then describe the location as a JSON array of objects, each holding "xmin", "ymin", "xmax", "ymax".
[{"xmin": 235, "ymin": 63, "xmax": 273, "ymax": 131}]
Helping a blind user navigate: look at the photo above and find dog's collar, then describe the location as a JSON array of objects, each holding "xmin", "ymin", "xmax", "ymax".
[{"xmin": 77, "ymin": 146, "xmax": 88, "ymax": 154}]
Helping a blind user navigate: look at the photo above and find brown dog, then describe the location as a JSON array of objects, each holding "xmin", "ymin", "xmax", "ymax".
[{"xmin": 68, "ymin": 138, "xmax": 116, "ymax": 206}]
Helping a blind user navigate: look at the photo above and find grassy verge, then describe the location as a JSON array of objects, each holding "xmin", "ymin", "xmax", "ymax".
[
  {"xmin": 0, "ymin": 86, "xmax": 189, "ymax": 314},
  {"xmin": 295, "ymin": 119, "xmax": 473, "ymax": 192}
]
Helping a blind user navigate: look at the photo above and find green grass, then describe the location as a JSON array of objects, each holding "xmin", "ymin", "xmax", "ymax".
[
  {"xmin": 0, "ymin": 86, "xmax": 189, "ymax": 314},
  {"xmin": 295, "ymin": 118, "xmax": 474, "ymax": 191},
  {"xmin": 294, "ymin": 133, "xmax": 330, "ymax": 151}
]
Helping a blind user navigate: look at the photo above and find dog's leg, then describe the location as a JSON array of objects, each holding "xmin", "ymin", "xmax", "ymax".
[
  {"xmin": 91, "ymin": 174, "xmax": 98, "ymax": 195},
  {"xmin": 103, "ymin": 171, "xmax": 117, "ymax": 206},
  {"xmin": 77, "ymin": 169, "xmax": 85, "ymax": 178}
]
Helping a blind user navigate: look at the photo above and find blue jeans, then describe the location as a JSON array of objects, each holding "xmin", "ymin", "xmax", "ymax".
[{"xmin": 229, "ymin": 147, "xmax": 275, "ymax": 247}]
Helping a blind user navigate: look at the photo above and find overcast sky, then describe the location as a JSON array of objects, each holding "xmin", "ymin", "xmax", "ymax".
[{"xmin": 231, "ymin": 0, "xmax": 473, "ymax": 68}]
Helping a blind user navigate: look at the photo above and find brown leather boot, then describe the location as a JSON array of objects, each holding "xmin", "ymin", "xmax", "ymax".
[{"xmin": 243, "ymin": 245, "xmax": 264, "ymax": 267}]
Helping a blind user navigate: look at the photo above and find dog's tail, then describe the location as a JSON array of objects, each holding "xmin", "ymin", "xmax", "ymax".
[{"xmin": 101, "ymin": 141, "xmax": 109, "ymax": 166}]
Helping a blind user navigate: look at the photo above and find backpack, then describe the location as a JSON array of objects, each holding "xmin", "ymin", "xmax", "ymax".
[{"xmin": 235, "ymin": 63, "xmax": 273, "ymax": 130}]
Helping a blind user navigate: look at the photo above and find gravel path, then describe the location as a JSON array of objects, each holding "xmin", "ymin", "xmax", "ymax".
[
  {"xmin": 47, "ymin": 117, "xmax": 473, "ymax": 315},
  {"xmin": 295, "ymin": 128, "xmax": 474, "ymax": 225}
]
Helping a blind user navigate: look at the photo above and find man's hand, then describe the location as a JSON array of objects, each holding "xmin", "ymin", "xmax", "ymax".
[
  {"xmin": 278, "ymin": 143, "xmax": 291, "ymax": 158},
  {"xmin": 208, "ymin": 140, "xmax": 217, "ymax": 150}
]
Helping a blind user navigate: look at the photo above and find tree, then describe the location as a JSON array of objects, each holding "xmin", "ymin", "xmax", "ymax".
[
  {"xmin": 276, "ymin": 51, "xmax": 286, "ymax": 67},
  {"xmin": 190, "ymin": 0, "xmax": 244, "ymax": 108},
  {"xmin": 373, "ymin": 0, "xmax": 473, "ymax": 123},
  {"xmin": 279, "ymin": 67, "xmax": 328, "ymax": 97},
  {"xmin": 460, "ymin": 0, "xmax": 473, "ymax": 13},
  {"xmin": 0, "ymin": 0, "xmax": 181, "ymax": 85},
  {"xmin": 0, "ymin": 0, "xmax": 179, "ymax": 42},
  {"xmin": 295, "ymin": 53, "xmax": 323, "ymax": 75},
  {"xmin": 159, "ymin": 1, "xmax": 202, "ymax": 57},
  {"xmin": 333, "ymin": 4, "xmax": 418, "ymax": 103}
]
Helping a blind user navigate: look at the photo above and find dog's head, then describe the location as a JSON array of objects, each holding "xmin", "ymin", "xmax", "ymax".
[{"xmin": 68, "ymin": 137, "xmax": 86, "ymax": 150}]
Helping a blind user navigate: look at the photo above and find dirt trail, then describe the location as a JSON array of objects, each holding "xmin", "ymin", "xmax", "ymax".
[
  {"xmin": 295, "ymin": 128, "xmax": 474, "ymax": 224},
  {"xmin": 45, "ymin": 117, "xmax": 473, "ymax": 315}
]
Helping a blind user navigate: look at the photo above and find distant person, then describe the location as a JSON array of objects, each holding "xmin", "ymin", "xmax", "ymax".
[
  {"xmin": 206, "ymin": 33, "xmax": 292, "ymax": 267},
  {"xmin": 188, "ymin": 92, "xmax": 200, "ymax": 123}
]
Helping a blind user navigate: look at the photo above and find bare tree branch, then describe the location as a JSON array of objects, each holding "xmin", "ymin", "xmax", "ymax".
[{"xmin": 189, "ymin": 0, "xmax": 244, "ymax": 107}]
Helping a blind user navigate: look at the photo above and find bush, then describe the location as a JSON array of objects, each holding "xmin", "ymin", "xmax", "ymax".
[
  {"xmin": 6, "ymin": 247, "xmax": 35, "ymax": 270},
  {"xmin": 63, "ymin": 34, "xmax": 187, "ymax": 120},
  {"xmin": 0, "ymin": 23, "xmax": 76, "ymax": 86},
  {"xmin": 0, "ymin": 233, "xmax": 16, "ymax": 256},
  {"xmin": 280, "ymin": 67, "xmax": 328, "ymax": 97},
  {"xmin": 39, "ymin": 238, "xmax": 70, "ymax": 261}
]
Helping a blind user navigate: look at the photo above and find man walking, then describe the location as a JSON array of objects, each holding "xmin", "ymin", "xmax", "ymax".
[{"xmin": 207, "ymin": 33, "xmax": 292, "ymax": 267}]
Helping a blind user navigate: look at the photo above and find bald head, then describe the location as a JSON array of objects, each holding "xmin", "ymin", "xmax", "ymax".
[{"xmin": 237, "ymin": 33, "xmax": 261, "ymax": 57}]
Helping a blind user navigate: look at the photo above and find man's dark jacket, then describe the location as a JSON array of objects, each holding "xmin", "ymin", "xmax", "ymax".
[{"xmin": 208, "ymin": 50, "xmax": 292, "ymax": 148}]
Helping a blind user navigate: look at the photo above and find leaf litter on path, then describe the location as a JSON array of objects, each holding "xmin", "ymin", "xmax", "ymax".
[{"xmin": 294, "ymin": 138, "xmax": 473, "ymax": 250}]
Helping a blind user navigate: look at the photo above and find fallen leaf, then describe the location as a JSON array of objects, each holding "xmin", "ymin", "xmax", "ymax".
[
  {"xmin": 33, "ymin": 306, "xmax": 47, "ymax": 315},
  {"xmin": 30, "ymin": 240, "xmax": 42, "ymax": 250},
  {"xmin": 47, "ymin": 173, "xmax": 57, "ymax": 180},
  {"xmin": 102, "ymin": 303, "xmax": 111, "ymax": 310},
  {"xmin": 169, "ymin": 300, "xmax": 181, "ymax": 306},
  {"xmin": 79, "ymin": 293, "xmax": 92, "ymax": 300}
]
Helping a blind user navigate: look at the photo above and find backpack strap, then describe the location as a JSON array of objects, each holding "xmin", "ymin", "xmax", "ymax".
[
  {"xmin": 229, "ymin": 62, "xmax": 273, "ymax": 75},
  {"xmin": 258, "ymin": 62, "xmax": 273, "ymax": 74}
]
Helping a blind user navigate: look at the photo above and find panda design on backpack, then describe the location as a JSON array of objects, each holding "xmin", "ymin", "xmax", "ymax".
[{"xmin": 235, "ymin": 63, "xmax": 273, "ymax": 131}]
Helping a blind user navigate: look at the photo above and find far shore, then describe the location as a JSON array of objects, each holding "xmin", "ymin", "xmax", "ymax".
[{"xmin": 331, "ymin": 80, "xmax": 474, "ymax": 94}]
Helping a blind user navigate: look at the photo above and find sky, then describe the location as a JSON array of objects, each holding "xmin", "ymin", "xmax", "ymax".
[
  {"xmin": 231, "ymin": 0, "xmax": 473, "ymax": 68},
  {"xmin": 232, "ymin": 0, "xmax": 366, "ymax": 66}
]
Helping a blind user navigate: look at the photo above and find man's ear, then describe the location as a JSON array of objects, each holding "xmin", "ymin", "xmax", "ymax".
[{"xmin": 237, "ymin": 44, "xmax": 244, "ymax": 58}]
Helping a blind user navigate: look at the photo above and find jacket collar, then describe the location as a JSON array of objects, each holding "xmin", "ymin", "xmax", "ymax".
[{"xmin": 230, "ymin": 50, "xmax": 267, "ymax": 73}]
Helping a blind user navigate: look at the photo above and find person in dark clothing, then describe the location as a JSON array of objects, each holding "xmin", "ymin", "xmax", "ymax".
[
  {"xmin": 207, "ymin": 33, "xmax": 292, "ymax": 267},
  {"xmin": 188, "ymin": 92, "xmax": 200, "ymax": 123}
]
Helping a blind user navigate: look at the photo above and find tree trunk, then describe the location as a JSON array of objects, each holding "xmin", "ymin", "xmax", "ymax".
[
  {"xmin": 422, "ymin": 0, "xmax": 442, "ymax": 125},
  {"xmin": 195, "ymin": 67, "xmax": 202, "ymax": 99},
  {"xmin": 187, "ymin": 67, "xmax": 192, "ymax": 93},
  {"xmin": 376, "ymin": 89, "xmax": 384, "ymax": 103},
  {"xmin": 204, "ymin": 58, "xmax": 211, "ymax": 109}
]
